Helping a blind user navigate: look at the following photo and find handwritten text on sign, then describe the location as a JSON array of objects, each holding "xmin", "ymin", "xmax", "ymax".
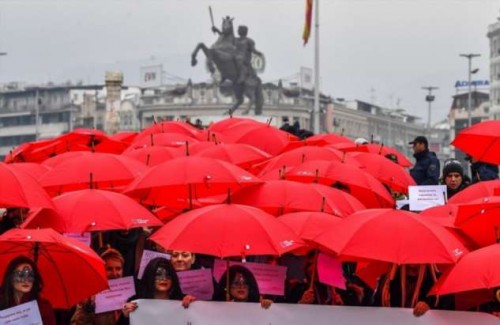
[
  {"xmin": 0, "ymin": 300, "xmax": 42, "ymax": 325},
  {"xmin": 95, "ymin": 276, "xmax": 136, "ymax": 314}
]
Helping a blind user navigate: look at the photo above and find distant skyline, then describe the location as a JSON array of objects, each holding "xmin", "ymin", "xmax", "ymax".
[{"xmin": 0, "ymin": 0, "xmax": 498, "ymax": 124}]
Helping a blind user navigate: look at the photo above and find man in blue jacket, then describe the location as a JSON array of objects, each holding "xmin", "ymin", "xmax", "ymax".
[{"xmin": 409, "ymin": 136, "xmax": 440, "ymax": 185}]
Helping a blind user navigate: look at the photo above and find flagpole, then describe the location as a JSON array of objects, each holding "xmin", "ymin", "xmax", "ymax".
[{"xmin": 313, "ymin": 0, "xmax": 320, "ymax": 134}]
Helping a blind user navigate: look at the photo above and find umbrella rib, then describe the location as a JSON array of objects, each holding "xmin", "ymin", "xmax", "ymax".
[{"xmin": 42, "ymin": 243, "xmax": 71, "ymax": 306}]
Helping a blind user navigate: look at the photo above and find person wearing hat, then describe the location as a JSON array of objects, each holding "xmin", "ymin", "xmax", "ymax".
[
  {"xmin": 408, "ymin": 136, "xmax": 440, "ymax": 185},
  {"xmin": 441, "ymin": 159, "xmax": 469, "ymax": 199}
]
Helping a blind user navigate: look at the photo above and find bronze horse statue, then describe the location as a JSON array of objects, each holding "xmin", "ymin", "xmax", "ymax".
[{"xmin": 191, "ymin": 16, "xmax": 263, "ymax": 115}]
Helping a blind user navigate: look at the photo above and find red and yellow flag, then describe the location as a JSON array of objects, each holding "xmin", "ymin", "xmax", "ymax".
[{"xmin": 302, "ymin": 0, "xmax": 313, "ymax": 45}]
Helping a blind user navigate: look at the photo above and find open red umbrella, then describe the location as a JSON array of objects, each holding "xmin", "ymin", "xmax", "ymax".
[
  {"xmin": 21, "ymin": 189, "xmax": 163, "ymax": 233},
  {"xmin": 150, "ymin": 203, "xmax": 304, "ymax": 258},
  {"xmin": 231, "ymin": 180, "xmax": 365, "ymax": 217},
  {"xmin": 312, "ymin": 209, "xmax": 468, "ymax": 264},
  {"xmin": 0, "ymin": 228, "xmax": 108, "ymax": 308},
  {"xmin": 124, "ymin": 156, "xmax": 262, "ymax": 207},
  {"xmin": 277, "ymin": 211, "xmax": 343, "ymax": 243},
  {"xmin": 448, "ymin": 179, "xmax": 500, "ymax": 204},
  {"xmin": 256, "ymin": 146, "xmax": 360, "ymax": 176},
  {"xmin": 130, "ymin": 132, "xmax": 199, "ymax": 149},
  {"xmin": 7, "ymin": 162, "xmax": 51, "ymax": 180},
  {"xmin": 38, "ymin": 152, "xmax": 147, "ymax": 195},
  {"xmin": 0, "ymin": 163, "xmax": 54, "ymax": 210},
  {"xmin": 137, "ymin": 120, "xmax": 201, "ymax": 139},
  {"xmin": 285, "ymin": 160, "xmax": 395, "ymax": 209},
  {"xmin": 454, "ymin": 196, "xmax": 500, "ymax": 247},
  {"xmin": 451, "ymin": 120, "xmax": 500, "ymax": 164},
  {"xmin": 336, "ymin": 143, "xmax": 413, "ymax": 167},
  {"xmin": 121, "ymin": 146, "xmax": 181, "ymax": 166},
  {"xmin": 349, "ymin": 152, "xmax": 416, "ymax": 194},
  {"xmin": 195, "ymin": 143, "xmax": 271, "ymax": 170},
  {"xmin": 41, "ymin": 151, "xmax": 88, "ymax": 168}
]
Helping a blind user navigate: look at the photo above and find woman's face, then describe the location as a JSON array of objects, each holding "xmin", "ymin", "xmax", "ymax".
[
  {"xmin": 154, "ymin": 267, "xmax": 172, "ymax": 294},
  {"xmin": 230, "ymin": 273, "xmax": 249, "ymax": 301},
  {"xmin": 170, "ymin": 251, "xmax": 195, "ymax": 271},
  {"xmin": 12, "ymin": 263, "xmax": 34, "ymax": 295}
]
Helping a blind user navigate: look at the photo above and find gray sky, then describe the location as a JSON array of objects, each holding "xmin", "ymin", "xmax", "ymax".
[{"xmin": 0, "ymin": 0, "xmax": 498, "ymax": 124}]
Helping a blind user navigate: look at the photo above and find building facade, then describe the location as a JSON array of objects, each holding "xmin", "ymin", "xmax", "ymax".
[{"xmin": 488, "ymin": 16, "xmax": 500, "ymax": 118}]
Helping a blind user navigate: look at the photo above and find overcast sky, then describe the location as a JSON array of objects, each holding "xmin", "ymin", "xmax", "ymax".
[{"xmin": 0, "ymin": 0, "xmax": 498, "ymax": 123}]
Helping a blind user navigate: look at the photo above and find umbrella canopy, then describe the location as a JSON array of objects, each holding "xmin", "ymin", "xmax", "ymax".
[
  {"xmin": 256, "ymin": 146, "xmax": 360, "ymax": 176},
  {"xmin": 137, "ymin": 120, "xmax": 201, "ymax": 139},
  {"xmin": 448, "ymin": 179, "xmax": 500, "ymax": 204},
  {"xmin": 124, "ymin": 156, "xmax": 262, "ymax": 206},
  {"xmin": 349, "ymin": 152, "xmax": 416, "ymax": 194},
  {"xmin": 7, "ymin": 162, "xmax": 52, "ymax": 180},
  {"xmin": 0, "ymin": 163, "xmax": 54, "ymax": 210},
  {"xmin": 432, "ymin": 244, "xmax": 500, "ymax": 296},
  {"xmin": 280, "ymin": 133, "xmax": 354, "ymax": 152},
  {"xmin": 121, "ymin": 146, "xmax": 181, "ymax": 166},
  {"xmin": 312, "ymin": 209, "xmax": 468, "ymax": 264},
  {"xmin": 41, "ymin": 151, "xmax": 89, "ymax": 168},
  {"xmin": 130, "ymin": 132, "xmax": 199, "ymax": 149},
  {"xmin": 195, "ymin": 143, "xmax": 271, "ymax": 170},
  {"xmin": 454, "ymin": 196, "xmax": 500, "ymax": 247},
  {"xmin": 451, "ymin": 120, "xmax": 500, "ymax": 164},
  {"xmin": 38, "ymin": 152, "xmax": 147, "ymax": 195},
  {"xmin": 149, "ymin": 203, "xmax": 304, "ymax": 258},
  {"xmin": 231, "ymin": 180, "xmax": 365, "ymax": 217},
  {"xmin": 335, "ymin": 143, "xmax": 413, "ymax": 167},
  {"xmin": 0, "ymin": 228, "xmax": 108, "ymax": 308},
  {"xmin": 285, "ymin": 160, "xmax": 395, "ymax": 209},
  {"xmin": 277, "ymin": 211, "xmax": 343, "ymax": 243},
  {"xmin": 21, "ymin": 189, "xmax": 163, "ymax": 233}
]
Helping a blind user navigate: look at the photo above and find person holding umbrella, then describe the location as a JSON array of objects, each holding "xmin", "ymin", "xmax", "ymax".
[
  {"xmin": 0, "ymin": 256, "xmax": 55, "ymax": 324},
  {"xmin": 467, "ymin": 155, "xmax": 499, "ymax": 183},
  {"xmin": 119, "ymin": 257, "xmax": 196, "ymax": 324},
  {"xmin": 409, "ymin": 136, "xmax": 440, "ymax": 185}
]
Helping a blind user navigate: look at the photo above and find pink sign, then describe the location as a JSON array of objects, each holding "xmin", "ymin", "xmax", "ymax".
[
  {"xmin": 177, "ymin": 269, "xmax": 214, "ymax": 301},
  {"xmin": 317, "ymin": 253, "xmax": 346, "ymax": 289},
  {"xmin": 95, "ymin": 276, "xmax": 136, "ymax": 314},
  {"xmin": 213, "ymin": 259, "xmax": 287, "ymax": 296}
]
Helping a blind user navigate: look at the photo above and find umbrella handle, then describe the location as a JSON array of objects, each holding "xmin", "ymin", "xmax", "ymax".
[
  {"xmin": 226, "ymin": 259, "xmax": 231, "ymax": 302},
  {"xmin": 308, "ymin": 250, "xmax": 319, "ymax": 290}
]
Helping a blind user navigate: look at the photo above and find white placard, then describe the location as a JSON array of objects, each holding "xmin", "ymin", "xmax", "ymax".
[
  {"xmin": 95, "ymin": 276, "xmax": 136, "ymax": 314},
  {"xmin": 177, "ymin": 268, "xmax": 214, "ymax": 301},
  {"xmin": 131, "ymin": 300, "xmax": 499, "ymax": 325},
  {"xmin": 137, "ymin": 250, "xmax": 171, "ymax": 279},
  {"xmin": 408, "ymin": 185, "xmax": 447, "ymax": 211},
  {"xmin": 213, "ymin": 259, "xmax": 287, "ymax": 296},
  {"xmin": 0, "ymin": 300, "xmax": 42, "ymax": 325}
]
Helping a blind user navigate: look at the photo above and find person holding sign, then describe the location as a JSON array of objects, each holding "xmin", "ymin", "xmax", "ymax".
[
  {"xmin": 215, "ymin": 265, "xmax": 272, "ymax": 309},
  {"xmin": 119, "ymin": 257, "xmax": 196, "ymax": 324},
  {"xmin": 0, "ymin": 256, "xmax": 55, "ymax": 325}
]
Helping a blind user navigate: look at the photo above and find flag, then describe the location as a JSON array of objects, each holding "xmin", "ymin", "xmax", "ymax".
[{"xmin": 302, "ymin": 0, "xmax": 313, "ymax": 45}]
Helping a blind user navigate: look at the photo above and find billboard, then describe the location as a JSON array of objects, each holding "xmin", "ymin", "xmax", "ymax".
[{"xmin": 140, "ymin": 65, "xmax": 163, "ymax": 87}]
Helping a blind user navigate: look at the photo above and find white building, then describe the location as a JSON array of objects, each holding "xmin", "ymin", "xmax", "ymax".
[{"xmin": 488, "ymin": 14, "xmax": 500, "ymax": 118}]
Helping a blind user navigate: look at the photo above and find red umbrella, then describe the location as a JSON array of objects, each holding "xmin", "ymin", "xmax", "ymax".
[
  {"xmin": 109, "ymin": 131, "xmax": 138, "ymax": 145},
  {"xmin": 4, "ymin": 139, "xmax": 54, "ymax": 163},
  {"xmin": 150, "ymin": 203, "xmax": 304, "ymax": 258},
  {"xmin": 124, "ymin": 156, "xmax": 262, "ymax": 207},
  {"xmin": 277, "ymin": 211, "xmax": 343, "ymax": 243},
  {"xmin": 432, "ymin": 244, "xmax": 500, "ymax": 296},
  {"xmin": 312, "ymin": 209, "xmax": 468, "ymax": 264},
  {"xmin": 21, "ymin": 189, "xmax": 163, "ymax": 233},
  {"xmin": 256, "ymin": 146, "xmax": 360, "ymax": 176},
  {"xmin": 0, "ymin": 163, "xmax": 54, "ymax": 210},
  {"xmin": 451, "ymin": 120, "xmax": 500, "ymax": 164},
  {"xmin": 130, "ymin": 132, "xmax": 199, "ymax": 149},
  {"xmin": 137, "ymin": 120, "xmax": 201, "ymax": 139},
  {"xmin": 454, "ymin": 196, "xmax": 500, "ymax": 247},
  {"xmin": 38, "ymin": 152, "xmax": 147, "ymax": 195},
  {"xmin": 231, "ymin": 180, "xmax": 365, "ymax": 217},
  {"xmin": 121, "ymin": 146, "xmax": 181, "ymax": 166},
  {"xmin": 285, "ymin": 160, "xmax": 395, "ymax": 209},
  {"xmin": 298, "ymin": 133, "xmax": 355, "ymax": 146},
  {"xmin": 0, "ymin": 228, "xmax": 108, "ymax": 308},
  {"xmin": 336, "ymin": 143, "xmax": 413, "ymax": 167},
  {"xmin": 207, "ymin": 117, "xmax": 261, "ymax": 133},
  {"xmin": 349, "ymin": 152, "xmax": 416, "ymax": 194},
  {"xmin": 195, "ymin": 143, "xmax": 271, "ymax": 170},
  {"xmin": 448, "ymin": 179, "xmax": 500, "ymax": 204},
  {"xmin": 41, "ymin": 151, "xmax": 88, "ymax": 168},
  {"xmin": 7, "ymin": 162, "xmax": 51, "ymax": 179}
]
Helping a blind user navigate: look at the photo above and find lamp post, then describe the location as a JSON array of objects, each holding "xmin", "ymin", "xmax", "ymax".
[
  {"xmin": 422, "ymin": 86, "xmax": 438, "ymax": 133},
  {"xmin": 459, "ymin": 53, "xmax": 481, "ymax": 128}
]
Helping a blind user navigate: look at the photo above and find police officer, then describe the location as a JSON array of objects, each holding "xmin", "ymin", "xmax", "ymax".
[{"xmin": 408, "ymin": 136, "xmax": 440, "ymax": 185}]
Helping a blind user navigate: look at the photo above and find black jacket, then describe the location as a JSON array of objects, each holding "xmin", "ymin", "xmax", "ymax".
[{"xmin": 410, "ymin": 150, "xmax": 440, "ymax": 185}]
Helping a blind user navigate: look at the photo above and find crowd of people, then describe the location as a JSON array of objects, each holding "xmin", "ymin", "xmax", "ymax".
[{"xmin": 1, "ymin": 130, "xmax": 499, "ymax": 324}]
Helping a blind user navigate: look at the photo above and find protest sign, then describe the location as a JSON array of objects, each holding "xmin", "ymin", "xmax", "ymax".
[
  {"xmin": 409, "ymin": 185, "xmax": 446, "ymax": 211},
  {"xmin": 177, "ymin": 268, "xmax": 214, "ymax": 301},
  {"xmin": 95, "ymin": 276, "xmax": 136, "ymax": 314},
  {"xmin": 0, "ymin": 300, "xmax": 42, "ymax": 325}
]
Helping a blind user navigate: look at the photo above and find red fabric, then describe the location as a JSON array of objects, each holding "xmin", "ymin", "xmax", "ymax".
[{"xmin": 451, "ymin": 120, "xmax": 500, "ymax": 165}]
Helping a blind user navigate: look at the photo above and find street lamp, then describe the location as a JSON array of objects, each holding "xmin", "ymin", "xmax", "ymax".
[
  {"xmin": 422, "ymin": 86, "xmax": 438, "ymax": 133},
  {"xmin": 459, "ymin": 53, "xmax": 481, "ymax": 128}
]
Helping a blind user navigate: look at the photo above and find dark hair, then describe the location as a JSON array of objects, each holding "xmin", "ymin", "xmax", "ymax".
[
  {"xmin": 216, "ymin": 265, "xmax": 260, "ymax": 302},
  {"xmin": 0, "ymin": 256, "xmax": 43, "ymax": 309},
  {"xmin": 139, "ymin": 257, "xmax": 183, "ymax": 300}
]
